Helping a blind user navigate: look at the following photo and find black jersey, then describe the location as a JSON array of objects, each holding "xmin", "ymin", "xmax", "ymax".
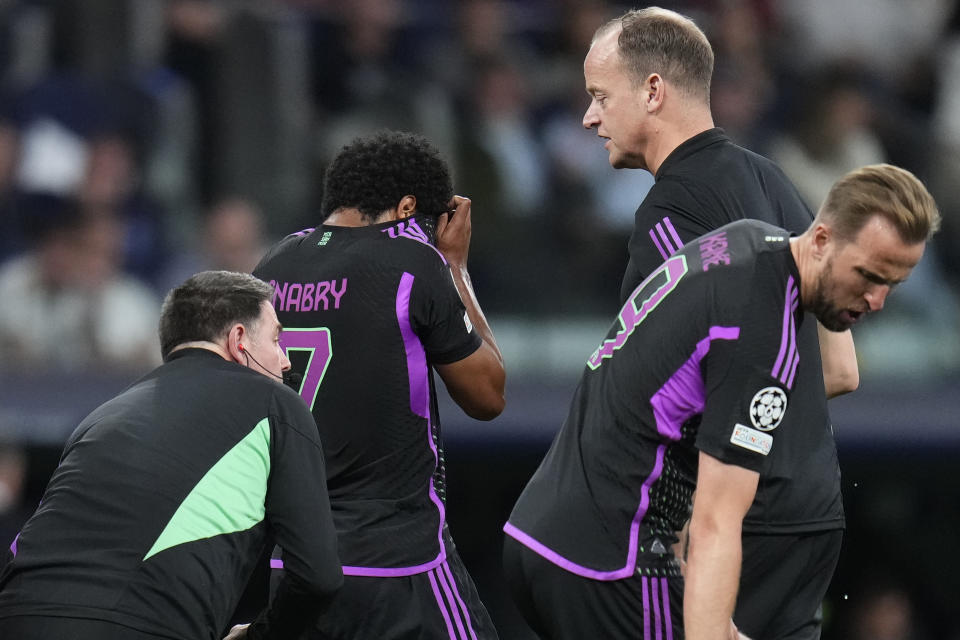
[
  {"xmin": 506, "ymin": 220, "xmax": 803, "ymax": 578},
  {"xmin": 0, "ymin": 349, "xmax": 341, "ymax": 640},
  {"xmin": 619, "ymin": 129, "xmax": 843, "ymax": 534},
  {"xmin": 253, "ymin": 217, "xmax": 482, "ymax": 576}
]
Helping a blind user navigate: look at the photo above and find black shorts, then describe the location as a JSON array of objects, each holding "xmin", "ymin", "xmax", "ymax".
[
  {"xmin": 734, "ymin": 529, "xmax": 843, "ymax": 640},
  {"xmin": 0, "ymin": 615, "xmax": 174, "ymax": 639},
  {"xmin": 502, "ymin": 535, "xmax": 683, "ymax": 640},
  {"xmin": 284, "ymin": 538, "xmax": 497, "ymax": 640}
]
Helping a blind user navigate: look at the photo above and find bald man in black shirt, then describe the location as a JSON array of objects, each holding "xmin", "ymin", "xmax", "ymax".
[{"xmin": 573, "ymin": 8, "xmax": 858, "ymax": 639}]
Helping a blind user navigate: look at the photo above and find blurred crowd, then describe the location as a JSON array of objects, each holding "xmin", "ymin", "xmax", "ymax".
[{"xmin": 0, "ymin": 0, "xmax": 959, "ymax": 377}]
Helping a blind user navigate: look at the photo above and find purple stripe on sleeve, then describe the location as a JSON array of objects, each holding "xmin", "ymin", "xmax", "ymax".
[
  {"xmin": 642, "ymin": 576, "xmax": 651, "ymax": 640},
  {"xmin": 786, "ymin": 350, "xmax": 800, "ymax": 389},
  {"xmin": 652, "ymin": 575, "xmax": 663, "ymax": 640},
  {"xmin": 656, "ymin": 223, "xmax": 677, "ymax": 256},
  {"xmin": 270, "ymin": 558, "xmax": 283, "ymax": 570},
  {"xmin": 660, "ymin": 577, "xmax": 674, "ymax": 640},
  {"xmin": 779, "ymin": 301, "xmax": 799, "ymax": 386},
  {"xmin": 649, "ymin": 228, "xmax": 669, "ymax": 260},
  {"xmin": 428, "ymin": 569, "xmax": 459, "ymax": 639},
  {"xmin": 663, "ymin": 217, "xmax": 684, "ymax": 251},
  {"xmin": 442, "ymin": 561, "xmax": 478, "ymax": 640},
  {"xmin": 772, "ymin": 276, "xmax": 798, "ymax": 380},
  {"xmin": 10, "ymin": 532, "xmax": 18, "ymax": 556}
]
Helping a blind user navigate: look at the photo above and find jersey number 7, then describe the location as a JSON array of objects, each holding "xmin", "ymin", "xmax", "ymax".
[{"xmin": 279, "ymin": 327, "xmax": 333, "ymax": 411}]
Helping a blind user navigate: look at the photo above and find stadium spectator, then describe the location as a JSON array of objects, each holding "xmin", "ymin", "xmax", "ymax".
[
  {"xmin": 0, "ymin": 197, "xmax": 160, "ymax": 373},
  {"xmin": 160, "ymin": 195, "xmax": 269, "ymax": 295},
  {"xmin": 768, "ymin": 63, "xmax": 886, "ymax": 212}
]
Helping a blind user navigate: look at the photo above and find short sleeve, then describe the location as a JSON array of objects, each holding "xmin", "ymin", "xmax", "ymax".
[
  {"xmin": 695, "ymin": 268, "xmax": 800, "ymax": 471},
  {"xmin": 408, "ymin": 252, "xmax": 482, "ymax": 365}
]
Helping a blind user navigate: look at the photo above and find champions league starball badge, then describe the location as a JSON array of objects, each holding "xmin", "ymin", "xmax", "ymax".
[{"xmin": 749, "ymin": 386, "xmax": 787, "ymax": 431}]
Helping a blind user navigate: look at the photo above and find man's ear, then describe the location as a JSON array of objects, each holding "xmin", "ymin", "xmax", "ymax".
[
  {"xmin": 226, "ymin": 323, "xmax": 246, "ymax": 363},
  {"xmin": 646, "ymin": 73, "xmax": 665, "ymax": 113},
  {"xmin": 811, "ymin": 222, "xmax": 833, "ymax": 260},
  {"xmin": 397, "ymin": 195, "xmax": 417, "ymax": 219}
]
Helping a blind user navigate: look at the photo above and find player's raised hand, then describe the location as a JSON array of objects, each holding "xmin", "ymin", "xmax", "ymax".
[{"xmin": 436, "ymin": 195, "xmax": 472, "ymax": 268}]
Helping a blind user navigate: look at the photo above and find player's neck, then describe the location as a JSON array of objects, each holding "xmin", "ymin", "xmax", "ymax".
[
  {"xmin": 789, "ymin": 235, "xmax": 815, "ymax": 306},
  {"xmin": 168, "ymin": 341, "xmax": 232, "ymax": 362},
  {"xmin": 325, "ymin": 208, "xmax": 406, "ymax": 227},
  {"xmin": 324, "ymin": 208, "xmax": 371, "ymax": 227}
]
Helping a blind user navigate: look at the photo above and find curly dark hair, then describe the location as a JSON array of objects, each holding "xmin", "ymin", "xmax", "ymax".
[
  {"xmin": 159, "ymin": 270, "xmax": 274, "ymax": 360},
  {"xmin": 321, "ymin": 130, "xmax": 453, "ymax": 222}
]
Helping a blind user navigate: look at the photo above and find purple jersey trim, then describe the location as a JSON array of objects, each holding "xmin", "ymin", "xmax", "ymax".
[
  {"xmin": 504, "ymin": 326, "xmax": 741, "ymax": 580},
  {"xmin": 771, "ymin": 276, "xmax": 800, "ymax": 389},
  {"xmin": 10, "ymin": 532, "xmax": 19, "ymax": 556},
  {"xmin": 337, "ymin": 272, "xmax": 446, "ymax": 577},
  {"xmin": 503, "ymin": 442, "xmax": 665, "ymax": 581},
  {"xmin": 286, "ymin": 227, "xmax": 315, "ymax": 239},
  {"xmin": 650, "ymin": 326, "xmax": 741, "ymax": 440},
  {"xmin": 383, "ymin": 219, "xmax": 448, "ymax": 266}
]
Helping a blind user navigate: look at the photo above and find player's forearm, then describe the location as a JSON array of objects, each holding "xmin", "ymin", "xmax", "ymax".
[
  {"xmin": 683, "ymin": 522, "xmax": 742, "ymax": 640},
  {"xmin": 818, "ymin": 324, "xmax": 858, "ymax": 398},
  {"xmin": 450, "ymin": 264, "xmax": 503, "ymax": 366}
]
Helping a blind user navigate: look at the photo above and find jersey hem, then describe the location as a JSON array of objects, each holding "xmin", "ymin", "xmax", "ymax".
[{"xmin": 503, "ymin": 522, "xmax": 634, "ymax": 581}]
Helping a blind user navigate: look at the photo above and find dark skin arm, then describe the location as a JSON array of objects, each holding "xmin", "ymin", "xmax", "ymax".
[{"xmin": 433, "ymin": 196, "xmax": 506, "ymax": 420}]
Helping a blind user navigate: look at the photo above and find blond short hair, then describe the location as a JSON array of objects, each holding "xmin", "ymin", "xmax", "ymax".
[
  {"xmin": 817, "ymin": 164, "xmax": 941, "ymax": 244},
  {"xmin": 593, "ymin": 7, "xmax": 714, "ymax": 103}
]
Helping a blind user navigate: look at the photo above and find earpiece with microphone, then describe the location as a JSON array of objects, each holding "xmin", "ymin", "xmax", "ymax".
[{"xmin": 238, "ymin": 343, "xmax": 303, "ymax": 387}]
